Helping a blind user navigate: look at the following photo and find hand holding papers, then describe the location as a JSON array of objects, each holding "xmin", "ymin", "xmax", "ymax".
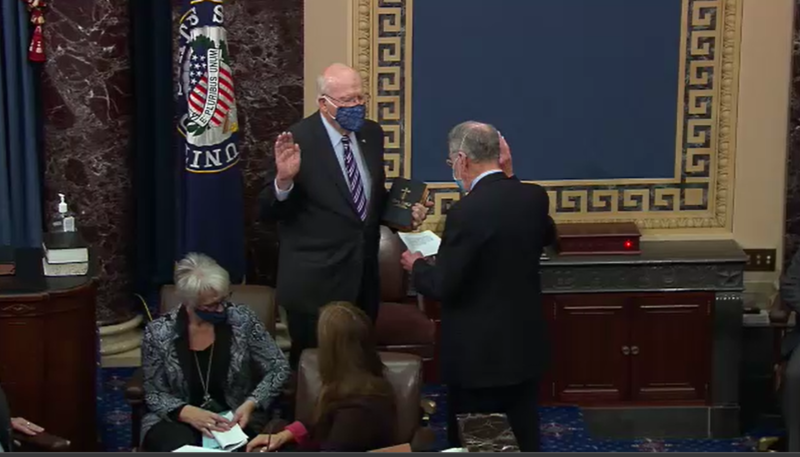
[
  {"xmin": 397, "ymin": 230, "xmax": 441, "ymax": 258},
  {"xmin": 201, "ymin": 411, "xmax": 249, "ymax": 451}
]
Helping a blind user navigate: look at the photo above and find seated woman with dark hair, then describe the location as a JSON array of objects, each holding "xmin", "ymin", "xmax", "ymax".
[
  {"xmin": 246, "ymin": 302, "xmax": 397, "ymax": 452},
  {"xmin": 140, "ymin": 253, "xmax": 290, "ymax": 452}
]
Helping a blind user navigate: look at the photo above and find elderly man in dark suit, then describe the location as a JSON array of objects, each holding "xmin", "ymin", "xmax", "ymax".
[
  {"xmin": 401, "ymin": 121, "xmax": 555, "ymax": 452},
  {"xmin": 260, "ymin": 63, "xmax": 429, "ymax": 368}
]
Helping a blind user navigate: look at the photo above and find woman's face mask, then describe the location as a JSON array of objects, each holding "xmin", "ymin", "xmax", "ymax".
[{"xmin": 193, "ymin": 293, "xmax": 228, "ymax": 324}]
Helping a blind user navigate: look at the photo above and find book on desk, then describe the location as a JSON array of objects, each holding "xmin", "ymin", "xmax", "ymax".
[{"xmin": 42, "ymin": 232, "xmax": 89, "ymax": 277}]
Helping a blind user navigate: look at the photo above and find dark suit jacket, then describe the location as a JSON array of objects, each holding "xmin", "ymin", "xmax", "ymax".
[
  {"xmin": 412, "ymin": 172, "xmax": 555, "ymax": 388},
  {"xmin": 781, "ymin": 248, "xmax": 800, "ymax": 358},
  {"xmin": 259, "ymin": 111, "xmax": 388, "ymax": 316}
]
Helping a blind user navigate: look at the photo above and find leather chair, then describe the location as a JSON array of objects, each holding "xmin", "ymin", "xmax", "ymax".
[
  {"xmin": 291, "ymin": 350, "xmax": 435, "ymax": 451},
  {"xmin": 375, "ymin": 226, "xmax": 437, "ymax": 381},
  {"xmin": 0, "ymin": 386, "xmax": 70, "ymax": 452},
  {"xmin": 125, "ymin": 284, "xmax": 278, "ymax": 449}
]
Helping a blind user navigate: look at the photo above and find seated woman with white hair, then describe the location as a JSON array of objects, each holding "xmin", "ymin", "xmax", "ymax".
[{"xmin": 139, "ymin": 253, "xmax": 290, "ymax": 452}]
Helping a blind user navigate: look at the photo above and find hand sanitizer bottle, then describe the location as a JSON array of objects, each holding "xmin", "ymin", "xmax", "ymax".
[{"xmin": 52, "ymin": 193, "xmax": 76, "ymax": 233}]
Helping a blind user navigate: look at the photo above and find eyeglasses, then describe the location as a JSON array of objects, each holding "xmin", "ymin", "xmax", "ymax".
[
  {"xmin": 323, "ymin": 94, "xmax": 369, "ymax": 107},
  {"xmin": 197, "ymin": 292, "xmax": 232, "ymax": 309}
]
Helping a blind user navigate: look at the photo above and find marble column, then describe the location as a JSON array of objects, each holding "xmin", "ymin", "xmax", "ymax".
[
  {"xmin": 42, "ymin": 0, "xmax": 134, "ymax": 322},
  {"xmin": 785, "ymin": 0, "xmax": 800, "ymax": 266},
  {"xmin": 223, "ymin": 0, "xmax": 305, "ymax": 285}
]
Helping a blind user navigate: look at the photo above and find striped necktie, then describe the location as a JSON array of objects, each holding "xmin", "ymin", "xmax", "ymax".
[{"xmin": 341, "ymin": 135, "xmax": 367, "ymax": 221}]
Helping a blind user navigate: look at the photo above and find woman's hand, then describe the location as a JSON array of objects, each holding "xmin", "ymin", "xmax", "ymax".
[
  {"xmin": 232, "ymin": 399, "xmax": 257, "ymax": 429},
  {"xmin": 178, "ymin": 405, "xmax": 232, "ymax": 438},
  {"xmin": 246, "ymin": 430, "xmax": 295, "ymax": 452},
  {"xmin": 10, "ymin": 417, "xmax": 44, "ymax": 436}
]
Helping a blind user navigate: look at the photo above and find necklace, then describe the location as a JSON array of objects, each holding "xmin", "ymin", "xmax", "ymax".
[{"xmin": 193, "ymin": 342, "xmax": 215, "ymax": 403}]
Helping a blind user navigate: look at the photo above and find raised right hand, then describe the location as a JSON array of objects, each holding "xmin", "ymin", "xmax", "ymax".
[
  {"xmin": 274, "ymin": 132, "xmax": 301, "ymax": 189},
  {"xmin": 178, "ymin": 405, "xmax": 232, "ymax": 438}
]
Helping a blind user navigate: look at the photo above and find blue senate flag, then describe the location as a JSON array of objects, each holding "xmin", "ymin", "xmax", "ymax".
[{"xmin": 176, "ymin": 0, "xmax": 245, "ymax": 282}]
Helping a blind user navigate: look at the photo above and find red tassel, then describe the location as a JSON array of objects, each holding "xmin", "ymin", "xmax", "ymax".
[
  {"xmin": 28, "ymin": 24, "xmax": 45, "ymax": 62},
  {"xmin": 26, "ymin": 7, "xmax": 46, "ymax": 63}
]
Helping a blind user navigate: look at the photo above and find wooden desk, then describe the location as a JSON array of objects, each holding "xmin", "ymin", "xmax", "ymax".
[
  {"xmin": 424, "ymin": 239, "xmax": 746, "ymax": 438},
  {"xmin": 0, "ymin": 248, "xmax": 97, "ymax": 451}
]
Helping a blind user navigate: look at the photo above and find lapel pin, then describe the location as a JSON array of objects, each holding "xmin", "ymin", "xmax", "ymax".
[{"xmin": 361, "ymin": 138, "xmax": 367, "ymax": 144}]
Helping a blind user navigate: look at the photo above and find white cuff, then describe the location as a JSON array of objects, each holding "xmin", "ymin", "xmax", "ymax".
[{"xmin": 274, "ymin": 180, "xmax": 294, "ymax": 201}]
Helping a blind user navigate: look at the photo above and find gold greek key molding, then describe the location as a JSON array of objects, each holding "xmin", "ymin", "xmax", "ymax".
[{"xmin": 355, "ymin": 0, "xmax": 742, "ymax": 232}]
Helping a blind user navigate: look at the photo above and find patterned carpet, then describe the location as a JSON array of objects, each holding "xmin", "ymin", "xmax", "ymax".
[
  {"xmin": 421, "ymin": 385, "xmax": 779, "ymax": 452},
  {"xmin": 96, "ymin": 370, "xmax": 781, "ymax": 452}
]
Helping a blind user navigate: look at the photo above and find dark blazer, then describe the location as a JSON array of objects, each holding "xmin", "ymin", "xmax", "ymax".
[
  {"xmin": 259, "ymin": 111, "xmax": 388, "ymax": 316},
  {"xmin": 298, "ymin": 395, "xmax": 396, "ymax": 452},
  {"xmin": 412, "ymin": 172, "xmax": 555, "ymax": 388},
  {"xmin": 140, "ymin": 303, "xmax": 290, "ymax": 444},
  {"xmin": 781, "ymin": 248, "xmax": 800, "ymax": 358}
]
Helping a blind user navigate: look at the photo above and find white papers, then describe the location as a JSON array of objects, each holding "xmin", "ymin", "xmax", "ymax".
[
  {"xmin": 398, "ymin": 230, "xmax": 441, "ymax": 257},
  {"xmin": 201, "ymin": 411, "xmax": 249, "ymax": 452},
  {"xmin": 173, "ymin": 445, "xmax": 225, "ymax": 452}
]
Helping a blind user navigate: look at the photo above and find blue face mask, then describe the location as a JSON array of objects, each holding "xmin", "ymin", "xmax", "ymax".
[
  {"xmin": 453, "ymin": 167, "xmax": 465, "ymax": 193},
  {"xmin": 195, "ymin": 309, "xmax": 227, "ymax": 325},
  {"xmin": 452, "ymin": 155, "xmax": 466, "ymax": 193},
  {"xmin": 333, "ymin": 104, "xmax": 366, "ymax": 132}
]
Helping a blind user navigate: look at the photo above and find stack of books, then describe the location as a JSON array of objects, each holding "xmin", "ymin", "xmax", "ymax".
[{"xmin": 42, "ymin": 232, "xmax": 89, "ymax": 277}]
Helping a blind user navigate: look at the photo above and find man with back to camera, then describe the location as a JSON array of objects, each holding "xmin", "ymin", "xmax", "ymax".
[
  {"xmin": 259, "ymin": 63, "xmax": 430, "ymax": 369},
  {"xmin": 401, "ymin": 121, "xmax": 556, "ymax": 451}
]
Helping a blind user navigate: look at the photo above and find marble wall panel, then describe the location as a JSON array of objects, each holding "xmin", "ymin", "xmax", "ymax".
[
  {"xmin": 42, "ymin": 0, "xmax": 134, "ymax": 322},
  {"xmin": 40, "ymin": 0, "xmax": 304, "ymax": 320}
]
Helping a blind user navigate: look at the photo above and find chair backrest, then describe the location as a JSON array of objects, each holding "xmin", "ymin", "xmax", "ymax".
[
  {"xmin": 378, "ymin": 226, "xmax": 407, "ymax": 303},
  {"xmin": 159, "ymin": 284, "xmax": 277, "ymax": 335},
  {"xmin": 295, "ymin": 350, "xmax": 421, "ymax": 444}
]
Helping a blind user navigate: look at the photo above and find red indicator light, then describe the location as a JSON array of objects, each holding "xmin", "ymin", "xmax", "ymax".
[{"xmin": 624, "ymin": 240, "xmax": 633, "ymax": 249}]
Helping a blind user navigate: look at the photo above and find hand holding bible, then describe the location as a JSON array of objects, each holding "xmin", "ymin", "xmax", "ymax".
[
  {"xmin": 274, "ymin": 132, "xmax": 301, "ymax": 190},
  {"xmin": 411, "ymin": 200, "xmax": 434, "ymax": 230}
]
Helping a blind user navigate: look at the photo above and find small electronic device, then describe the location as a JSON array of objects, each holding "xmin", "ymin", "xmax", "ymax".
[{"xmin": 556, "ymin": 222, "xmax": 641, "ymax": 255}]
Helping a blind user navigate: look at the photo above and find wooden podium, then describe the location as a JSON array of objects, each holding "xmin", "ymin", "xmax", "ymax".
[{"xmin": 0, "ymin": 247, "xmax": 97, "ymax": 451}]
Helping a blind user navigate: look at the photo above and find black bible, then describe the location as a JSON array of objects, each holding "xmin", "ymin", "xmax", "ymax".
[{"xmin": 382, "ymin": 178, "xmax": 428, "ymax": 232}]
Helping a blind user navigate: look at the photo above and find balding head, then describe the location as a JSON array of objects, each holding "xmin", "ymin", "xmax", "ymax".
[
  {"xmin": 317, "ymin": 63, "xmax": 366, "ymax": 132},
  {"xmin": 448, "ymin": 121, "xmax": 500, "ymax": 164},
  {"xmin": 317, "ymin": 63, "xmax": 362, "ymax": 101}
]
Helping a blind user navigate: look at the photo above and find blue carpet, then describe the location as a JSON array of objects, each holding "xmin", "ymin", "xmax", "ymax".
[
  {"xmin": 422, "ymin": 385, "xmax": 782, "ymax": 452},
  {"xmin": 95, "ymin": 372, "xmax": 783, "ymax": 452}
]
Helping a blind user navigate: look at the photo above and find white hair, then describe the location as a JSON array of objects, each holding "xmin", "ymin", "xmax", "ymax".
[
  {"xmin": 317, "ymin": 74, "xmax": 329, "ymax": 99},
  {"xmin": 174, "ymin": 253, "xmax": 230, "ymax": 305}
]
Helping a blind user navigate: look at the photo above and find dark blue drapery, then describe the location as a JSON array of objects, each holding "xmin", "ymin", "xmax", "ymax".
[{"xmin": 0, "ymin": 0, "xmax": 42, "ymax": 248}]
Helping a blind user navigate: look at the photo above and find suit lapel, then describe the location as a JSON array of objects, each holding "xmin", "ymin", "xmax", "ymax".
[{"xmin": 309, "ymin": 112, "xmax": 361, "ymax": 220}]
